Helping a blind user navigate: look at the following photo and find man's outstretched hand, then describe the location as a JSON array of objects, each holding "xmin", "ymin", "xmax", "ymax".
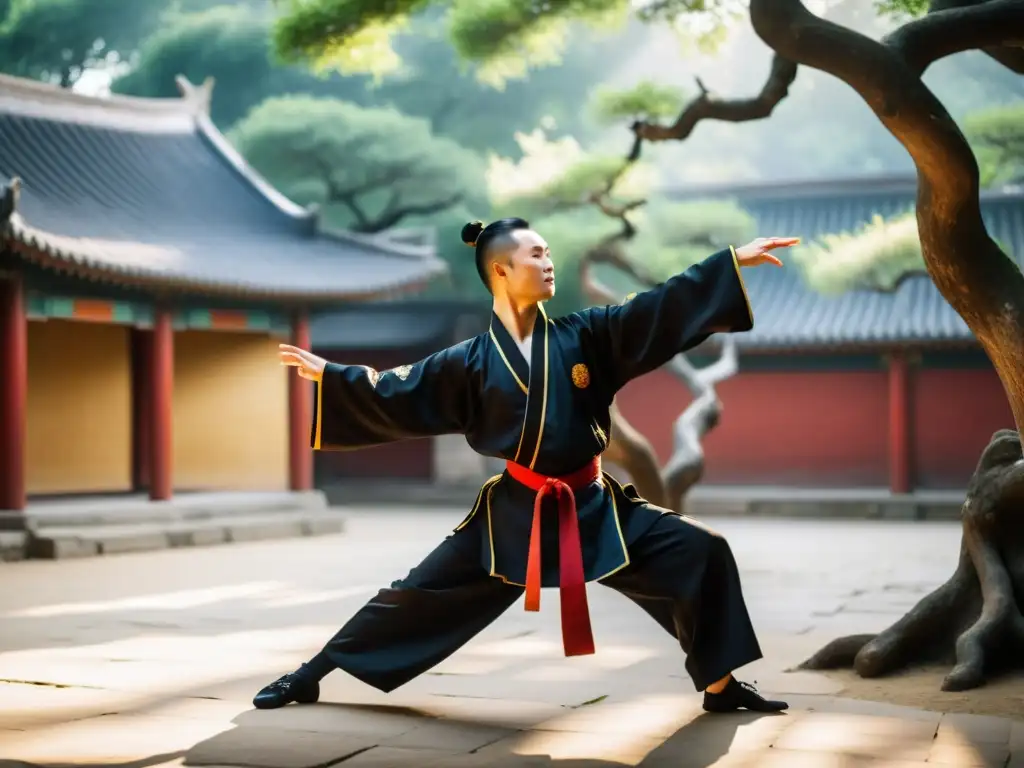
[
  {"xmin": 735, "ymin": 237, "xmax": 800, "ymax": 268},
  {"xmin": 279, "ymin": 344, "xmax": 327, "ymax": 382}
]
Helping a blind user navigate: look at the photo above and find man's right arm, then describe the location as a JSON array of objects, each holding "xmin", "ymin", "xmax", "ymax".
[
  {"xmin": 313, "ymin": 342, "xmax": 472, "ymax": 451},
  {"xmin": 579, "ymin": 248, "xmax": 753, "ymax": 394}
]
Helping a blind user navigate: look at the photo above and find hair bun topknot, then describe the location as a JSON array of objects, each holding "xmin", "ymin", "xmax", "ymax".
[{"xmin": 461, "ymin": 220, "xmax": 485, "ymax": 247}]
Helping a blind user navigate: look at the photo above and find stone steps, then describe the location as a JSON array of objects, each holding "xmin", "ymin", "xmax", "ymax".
[
  {"xmin": 1, "ymin": 491, "xmax": 345, "ymax": 561},
  {"xmin": 325, "ymin": 482, "xmax": 966, "ymax": 521}
]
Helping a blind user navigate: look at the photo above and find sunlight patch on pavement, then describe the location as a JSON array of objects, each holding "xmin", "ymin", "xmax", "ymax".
[
  {"xmin": 3, "ymin": 582, "xmax": 378, "ymax": 619},
  {"xmin": 508, "ymin": 725, "xmax": 665, "ymax": 765},
  {"xmin": 0, "ymin": 712, "xmax": 229, "ymax": 764},
  {"xmin": 467, "ymin": 637, "xmax": 566, "ymax": 658},
  {"xmin": 260, "ymin": 585, "xmax": 376, "ymax": 608},
  {"xmin": 498, "ymin": 694, "xmax": 703, "ymax": 764},
  {"xmin": 3, "ymin": 582, "xmax": 287, "ymax": 618},
  {"xmin": 0, "ymin": 625, "xmax": 338, "ymax": 695}
]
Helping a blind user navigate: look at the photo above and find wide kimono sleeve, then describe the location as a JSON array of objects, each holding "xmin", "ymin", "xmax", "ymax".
[
  {"xmin": 583, "ymin": 247, "xmax": 753, "ymax": 393},
  {"xmin": 311, "ymin": 342, "xmax": 472, "ymax": 451}
]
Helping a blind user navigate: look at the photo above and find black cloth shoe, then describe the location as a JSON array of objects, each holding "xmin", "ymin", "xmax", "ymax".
[
  {"xmin": 703, "ymin": 677, "xmax": 788, "ymax": 713},
  {"xmin": 252, "ymin": 672, "xmax": 320, "ymax": 710}
]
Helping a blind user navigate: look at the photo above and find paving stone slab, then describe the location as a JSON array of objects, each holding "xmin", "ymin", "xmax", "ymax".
[
  {"xmin": 929, "ymin": 729, "xmax": 1010, "ymax": 767},
  {"xmin": 937, "ymin": 711, "xmax": 1013, "ymax": 744},
  {"xmin": 335, "ymin": 746, "xmax": 464, "ymax": 767},
  {"xmin": 426, "ymin": 695, "xmax": 567, "ymax": 729},
  {"xmin": 381, "ymin": 719, "xmax": 517, "ymax": 752},
  {"xmin": 231, "ymin": 702, "xmax": 429, "ymax": 739},
  {"xmin": 1013, "ymin": 722, "xmax": 1024, "ymax": 750},
  {"xmin": 185, "ymin": 725, "xmax": 375, "ymax": 768},
  {"xmin": 474, "ymin": 727, "xmax": 666, "ymax": 765}
]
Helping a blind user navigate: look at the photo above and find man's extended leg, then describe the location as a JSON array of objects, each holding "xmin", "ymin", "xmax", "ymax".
[
  {"xmin": 253, "ymin": 535, "xmax": 523, "ymax": 708},
  {"xmin": 600, "ymin": 512, "xmax": 787, "ymax": 713}
]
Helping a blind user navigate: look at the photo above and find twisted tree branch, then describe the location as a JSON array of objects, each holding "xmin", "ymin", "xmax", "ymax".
[
  {"xmin": 884, "ymin": 0, "xmax": 1024, "ymax": 76},
  {"xmin": 630, "ymin": 54, "xmax": 798, "ymax": 148},
  {"xmin": 750, "ymin": 0, "xmax": 1024, "ymax": 437}
]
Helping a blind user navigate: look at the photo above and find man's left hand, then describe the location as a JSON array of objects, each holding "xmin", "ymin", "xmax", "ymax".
[{"xmin": 735, "ymin": 237, "xmax": 801, "ymax": 267}]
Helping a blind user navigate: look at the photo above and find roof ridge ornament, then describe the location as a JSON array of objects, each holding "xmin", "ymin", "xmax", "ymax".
[{"xmin": 174, "ymin": 75, "xmax": 214, "ymax": 116}]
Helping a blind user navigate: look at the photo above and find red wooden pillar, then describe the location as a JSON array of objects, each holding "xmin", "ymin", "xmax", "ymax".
[
  {"xmin": 887, "ymin": 350, "xmax": 912, "ymax": 494},
  {"xmin": 0, "ymin": 276, "xmax": 27, "ymax": 511},
  {"xmin": 149, "ymin": 308, "xmax": 174, "ymax": 501},
  {"xmin": 288, "ymin": 309, "xmax": 313, "ymax": 491},
  {"xmin": 131, "ymin": 329, "xmax": 152, "ymax": 490}
]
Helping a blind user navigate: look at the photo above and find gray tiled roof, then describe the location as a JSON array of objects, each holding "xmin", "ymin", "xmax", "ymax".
[
  {"xmin": 666, "ymin": 176, "xmax": 1024, "ymax": 348},
  {"xmin": 0, "ymin": 74, "xmax": 447, "ymax": 302},
  {"xmin": 310, "ymin": 300, "xmax": 491, "ymax": 350}
]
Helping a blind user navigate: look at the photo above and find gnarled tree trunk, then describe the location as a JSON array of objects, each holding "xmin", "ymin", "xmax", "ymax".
[{"xmin": 750, "ymin": 0, "xmax": 1024, "ymax": 690}]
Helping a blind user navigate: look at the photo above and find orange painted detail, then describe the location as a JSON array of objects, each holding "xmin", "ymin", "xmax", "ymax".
[
  {"xmin": 209, "ymin": 310, "xmax": 249, "ymax": 330},
  {"xmin": 73, "ymin": 299, "xmax": 115, "ymax": 322}
]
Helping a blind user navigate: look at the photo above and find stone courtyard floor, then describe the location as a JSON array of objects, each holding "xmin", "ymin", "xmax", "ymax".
[{"xmin": 0, "ymin": 509, "xmax": 1021, "ymax": 767}]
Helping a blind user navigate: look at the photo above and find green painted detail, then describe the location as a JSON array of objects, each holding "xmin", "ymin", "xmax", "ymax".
[
  {"xmin": 25, "ymin": 295, "xmax": 47, "ymax": 319},
  {"xmin": 246, "ymin": 312, "xmax": 272, "ymax": 331},
  {"xmin": 185, "ymin": 309, "xmax": 212, "ymax": 328},
  {"xmin": 112, "ymin": 303, "xmax": 134, "ymax": 323},
  {"xmin": 173, "ymin": 307, "xmax": 281, "ymax": 332},
  {"xmin": 47, "ymin": 297, "xmax": 75, "ymax": 318}
]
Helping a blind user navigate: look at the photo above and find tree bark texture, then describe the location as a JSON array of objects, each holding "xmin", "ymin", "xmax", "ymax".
[{"xmin": 749, "ymin": 0, "xmax": 1024, "ymax": 690}]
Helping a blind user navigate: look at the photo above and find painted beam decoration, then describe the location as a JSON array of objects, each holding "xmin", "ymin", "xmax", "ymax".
[
  {"xmin": 25, "ymin": 293, "xmax": 289, "ymax": 334},
  {"xmin": 26, "ymin": 295, "xmax": 150, "ymax": 325}
]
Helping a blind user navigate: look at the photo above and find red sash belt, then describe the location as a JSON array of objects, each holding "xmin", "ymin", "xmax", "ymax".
[{"xmin": 504, "ymin": 457, "xmax": 600, "ymax": 657}]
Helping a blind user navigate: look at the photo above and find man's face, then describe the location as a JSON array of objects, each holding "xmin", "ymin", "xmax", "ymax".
[{"xmin": 493, "ymin": 228, "xmax": 555, "ymax": 303}]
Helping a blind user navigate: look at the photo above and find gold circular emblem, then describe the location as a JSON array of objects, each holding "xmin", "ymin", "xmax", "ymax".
[{"xmin": 571, "ymin": 363, "xmax": 590, "ymax": 389}]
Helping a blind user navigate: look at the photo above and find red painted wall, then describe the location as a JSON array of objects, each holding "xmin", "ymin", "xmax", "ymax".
[
  {"xmin": 617, "ymin": 366, "xmax": 890, "ymax": 487},
  {"xmin": 912, "ymin": 367, "xmax": 1014, "ymax": 489},
  {"xmin": 312, "ymin": 347, "xmax": 434, "ymax": 481}
]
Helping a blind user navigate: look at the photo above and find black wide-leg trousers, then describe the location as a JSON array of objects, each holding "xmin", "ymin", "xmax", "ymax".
[{"xmin": 319, "ymin": 512, "xmax": 763, "ymax": 693}]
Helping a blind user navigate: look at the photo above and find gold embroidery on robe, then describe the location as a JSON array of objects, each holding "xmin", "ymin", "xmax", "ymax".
[
  {"xmin": 622, "ymin": 292, "xmax": 637, "ymax": 304},
  {"xmin": 571, "ymin": 363, "xmax": 590, "ymax": 389},
  {"xmin": 360, "ymin": 366, "xmax": 380, "ymax": 388},
  {"xmin": 387, "ymin": 364, "xmax": 413, "ymax": 381}
]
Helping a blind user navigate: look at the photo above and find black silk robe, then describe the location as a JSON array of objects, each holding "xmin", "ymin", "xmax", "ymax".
[{"xmin": 312, "ymin": 247, "xmax": 753, "ymax": 590}]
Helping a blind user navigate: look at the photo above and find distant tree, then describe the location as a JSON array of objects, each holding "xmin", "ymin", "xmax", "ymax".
[
  {"xmin": 228, "ymin": 95, "xmax": 485, "ymax": 234},
  {"xmin": 964, "ymin": 102, "xmax": 1024, "ymax": 186},
  {"xmin": 113, "ymin": 4, "xmax": 637, "ymax": 157},
  {"xmin": 793, "ymin": 212, "xmax": 925, "ymax": 294},
  {"xmin": 0, "ymin": 0, "xmax": 167, "ymax": 86},
  {"xmin": 0, "ymin": 0, "xmax": 234, "ymax": 87},
  {"xmin": 111, "ymin": 4, "xmax": 322, "ymax": 127}
]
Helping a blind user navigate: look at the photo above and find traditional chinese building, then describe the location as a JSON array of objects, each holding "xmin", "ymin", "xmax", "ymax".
[
  {"xmin": 615, "ymin": 175, "xmax": 1020, "ymax": 492},
  {"xmin": 0, "ymin": 73, "xmax": 446, "ymax": 518}
]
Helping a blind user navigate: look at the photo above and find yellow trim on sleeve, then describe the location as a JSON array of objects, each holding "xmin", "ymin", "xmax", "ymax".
[
  {"xmin": 313, "ymin": 378, "xmax": 323, "ymax": 450},
  {"xmin": 729, "ymin": 245, "xmax": 754, "ymax": 328}
]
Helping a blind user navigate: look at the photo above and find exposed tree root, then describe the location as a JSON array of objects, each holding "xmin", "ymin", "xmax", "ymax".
[{"xmin": 798, "ymin": 429, "xmax": 1024, "ymax": 691}]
